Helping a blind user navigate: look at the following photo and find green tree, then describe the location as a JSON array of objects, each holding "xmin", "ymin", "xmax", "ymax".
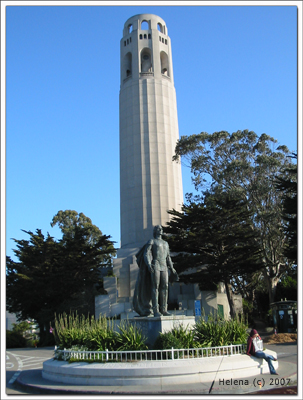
[
  {"xmin": 230, "ymin": 267, "xmax": 264, "ymax": 319},
  {"xmin": 12, "ymin": 320, "xmax": 34, "ymax": 338},
  {"xmin": 6, "ymin": 230, "xmax": 60, "ymax": 342},
  {"xmin": 275, "ymin": 271, "xmax": 297, "ymax": 302},
  {"xmin": 173, "ymin": 130, "xmax": 295, "ymax": 304},
  {"xmin": 6, "ymin": 213, "xmax": 116, "ymax": 344},
  {"xmin": 51, "ymin": 210, "xmax": 104, "ymax": 245},
  {"xmin": 275, "ymin": 154, "xmax": 297, "ymax": 264},
  {"xmin": 51, "ymin": 210, "xmax": 115, "ymax": 272},
  {"xmin": 164, "ymin": 190, "xmax": 263, "ymax": 318}
]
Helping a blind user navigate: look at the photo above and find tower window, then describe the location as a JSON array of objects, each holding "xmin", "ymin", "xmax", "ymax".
[
  {"xmin": 159, "ymin": 37, "xmax": 161, "ymax": 42},
  {"xmin": 140, "ymin": 34, "xmax": 143, "ymax": 39},
  {"xmin": 141, "ymin": 48, "xmax": 152, "ymax": 73},
  {"xmin": 144, "ymin": 34, "xmax": 147, "ymax": 39},
  {"xmin": 160, "ymin": 51, "xmax": 169, "ymax": 77},
  {"xmin": 130, "ymin": 37, "xmax": 132, "ymax": 43},
  {"xmin": 141, "ymin": 20, "xmax": 149, "ymax": 30},
  {"xmin": 157, "ymin": 23, "xmax": 163, "ymax": 33},
  {"xmin": 127, "ymin": 39, "xmax": 129, "ymax": 45},
  {"xmin": 148, "ymin": 34, "xmax": 151, "ymax": 39},
  {"xmin": 124, "ymin": 52, "xmax": 132, "ymax": 79},
  {"xmin": 124, "ymin": 41, "xmax": 126, "ymax": 46},
  {"xmin": 162, "ymin": 38, "xmax": 164, "ymax": 43},
  {"xmin": 128, "ymin": 24, "xmax": 133, "ymax": 33},
  {"xmin": 165, "ymin": 39, "xmax": 167, "ymax": 45}
]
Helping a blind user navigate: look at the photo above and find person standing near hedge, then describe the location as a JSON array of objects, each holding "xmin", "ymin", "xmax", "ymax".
[{"xmin": 246, "ymin": 329, "xmax": 278, "ymax": 375}]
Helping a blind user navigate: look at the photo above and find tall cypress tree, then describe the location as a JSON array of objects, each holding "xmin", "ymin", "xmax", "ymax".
[
  {"xmin": 164, "ymin": 190, "xmax": 264, "ymax": 318},
  {"xmin": 6, "ymin": 213, "xmax": 116, "ymax": 343},
  {"xmin": 275, "ymin": 154, "xmax": 297, "ymax": 264}
]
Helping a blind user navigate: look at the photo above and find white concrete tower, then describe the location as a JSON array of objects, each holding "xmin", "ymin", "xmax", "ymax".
[
  {"xmin": 95, "ymin": 15, "xmax": 233, "ymax": 318},
  {"xmin": 95, "ymin": 14, "xmax": 184, "ymax": 314},
  {"xmin": 119, "ymin": 14, "xmax": 183, "ymax": 250}
]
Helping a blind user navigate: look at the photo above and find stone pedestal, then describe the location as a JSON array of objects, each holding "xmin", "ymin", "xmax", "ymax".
[{"xmin": 128, "ymin": 315, "xmax": 195, "ymax": 347}]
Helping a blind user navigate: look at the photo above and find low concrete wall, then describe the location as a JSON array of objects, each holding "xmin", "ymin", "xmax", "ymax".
[{"xmin": 42, "ymin": 350, "xmax": 278, "ymax": 386}]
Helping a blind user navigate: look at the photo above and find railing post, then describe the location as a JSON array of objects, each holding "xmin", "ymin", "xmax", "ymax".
[
  {"xmin": 106, "ymin": 349, "xmax": 109, "ymax": 362},
  {"xmin": 171, "ymin": 347, "xmax": 174, "ymax": 360}
]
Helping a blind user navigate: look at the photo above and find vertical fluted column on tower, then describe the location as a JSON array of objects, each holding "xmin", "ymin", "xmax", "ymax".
[{"xmin": 119, "ymin": 14, "xmax": 183, "ymax": 250}]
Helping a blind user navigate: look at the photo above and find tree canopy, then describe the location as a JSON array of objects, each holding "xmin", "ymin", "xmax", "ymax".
[
  {"xmin": 275, "ymin": 154, "xmax": 297, "ymax": 264},
  {"xmin": 172, "ymin": 130, "xmax": 296, "ymax": 304},
  {"xmin": 164, "ymin": 190, "xmax": 264, "ymax": 318},
  {"xmin": 51, "ymin": 210, "xmax": 104, "ymax": 245},
  {"xmin": 6, "ymin": 211, "xmax": 116, "ymax": 343},
  {"xmin": 51, "ymin": 210, "xmax": 116, "ymax": 269}
]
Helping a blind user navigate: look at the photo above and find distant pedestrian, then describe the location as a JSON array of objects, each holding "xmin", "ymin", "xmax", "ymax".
[{"xmin": 246, "ymin": 329, "xmax": 278, "ymax": 375}]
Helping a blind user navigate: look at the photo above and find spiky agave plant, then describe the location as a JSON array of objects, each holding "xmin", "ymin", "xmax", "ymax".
[{"xmin": 115, "ymin": 321, "xmax": 148, "ymax": 351}]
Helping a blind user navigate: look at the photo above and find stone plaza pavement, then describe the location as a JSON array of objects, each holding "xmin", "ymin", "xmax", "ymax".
[{"xmin": 14, "ymin": 348, "xmax": 297, "ymax": 395}]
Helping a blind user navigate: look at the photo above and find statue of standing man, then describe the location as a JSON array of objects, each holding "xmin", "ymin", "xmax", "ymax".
[{"xmin": 133, "ymin": 225, "xmax": 178, "ymax": 317}]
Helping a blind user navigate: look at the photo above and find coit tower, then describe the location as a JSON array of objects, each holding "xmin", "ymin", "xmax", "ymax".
[{"xmin": 119, "ymin": 13, "xmax": 183, "ymax": 250}]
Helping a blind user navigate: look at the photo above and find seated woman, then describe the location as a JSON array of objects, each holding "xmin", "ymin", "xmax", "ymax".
[{"xmin": 246, "ymin": 329, "xmax": 278, "ymax": 375}]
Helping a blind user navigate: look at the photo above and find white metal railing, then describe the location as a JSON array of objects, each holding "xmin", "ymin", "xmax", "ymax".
[{"xmin": 54, "ymin": 343, "xmax": 247, "ymax": 363}]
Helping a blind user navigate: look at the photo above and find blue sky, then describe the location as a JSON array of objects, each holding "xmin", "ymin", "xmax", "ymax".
[{"xmin": 3, "ymin": 3, "xmax": 299, "ymax": 261}]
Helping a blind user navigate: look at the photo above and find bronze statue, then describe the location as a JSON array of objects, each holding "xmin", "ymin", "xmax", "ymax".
[{"xmin": 133, "ymin": 225, "xmax": 178, "ymax": 317}]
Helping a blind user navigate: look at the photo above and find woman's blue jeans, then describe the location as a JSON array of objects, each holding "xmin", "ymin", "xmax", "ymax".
[{"xmin": 254, "ymin": 351, "xmax": 277, "ymax": 374}]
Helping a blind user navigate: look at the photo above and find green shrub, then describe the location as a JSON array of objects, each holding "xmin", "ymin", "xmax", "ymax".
[
  {"xmin": 153, "ymin": 323, "xmax": 196, "ymax": 354},
  {"xmin": 53, "ymin": 312, "xmax": 248, "ymax": 356},
  {"xmin": 87, "ymin": 327, "xmax": 117, "ymax": 351},
  {"xmin": 54, "ymin": 312, "xmax": 117, "ymax": 350},
  {"xmin": 115, "ymin": 321, "xmax": 148, "ymax": 351},
  {"xmin": 153, "ymin": 331, "xmax": 182, "ymax": 350},
  {"xmin": 170, "ymin": 323, "xmax": 197, "ymax": 348},
  {"xmin": 26, "ymin": 339, "xmax": 39, "ymax": 348},
  {"xmin": 53, "ymin": 313, "xmax": 148, "ymax": 352},
  {"xmin": 194, "ymin": 313, "xmax": 248, "ymax": 347},
  {"xmin": 6, "ymin": 330, "xmax": 27, "ymax": 349},
  {"xmin": 11, "ymin": 321, "xmax": 33, "ymax": 337},
  {"xmin": 153, "ymin": 313, "xmax": 248, "ymax": 351}
]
